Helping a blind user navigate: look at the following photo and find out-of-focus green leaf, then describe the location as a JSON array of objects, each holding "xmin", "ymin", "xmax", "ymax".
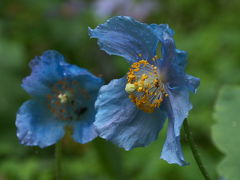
[
  {"xmin": 212, "ymin": 85, "xmax": 240, "ymax": 180},
  {"xmin": 0, "ymin": 158, "xmax": 51, "ymax": 180},
  {"xmin": 0, "ymin": 42, "xmax": 24, "ymax": 69},
  {"xmin": 0, "ymin": 37, "xmax": 26, "ymax": 119},
  {"xmin": 94, "ymin": 138, "xmax": 127, "ymax": 180}
]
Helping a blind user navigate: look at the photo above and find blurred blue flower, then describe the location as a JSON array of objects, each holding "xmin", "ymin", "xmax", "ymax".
[
  {"xmin": 89, "ymin": 16, "xmax": 200, "ymax": 166},
  {"xmin": 16, "ymin": 50, "xmax": 104, "ymax": 148}
]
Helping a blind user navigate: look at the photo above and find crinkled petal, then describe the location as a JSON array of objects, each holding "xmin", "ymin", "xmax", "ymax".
[
  {"xmin": 150, "ymin": 24, "xmax": 200, "ymax": 92},
  {"xmin": 150, "ymin": 24, "xmax": 186, "ymax": 92},
  {"xmin": 167, "ymin": 87, "xmax": 192, "ymax": 137},
  {"xmin": 112, "ymin": 108, "xmax": 166, "ymax": 150},
  {"xmin": 23, "ymin": 50, "xmax": 104, "ymax": 97},
  {"xmin": 185, "ymin": 74, "xmax": 200, "ymax": 93},
  {"xmin": 166, "ymin": 70, "xmax": 200, "ymax": 95},
  {"xmin": 150, "ymin": 24, "xmax": 188, "ymax": 71},
  {"xmin": 64, "ymin": 64, "xmax": 104, "ymax": 93},
  {"xmin": 167, "ymin": 73, "xmax": 200, "ymax": 95},
  {"xmin": 160, "ymin": 87, "xmax": 192, "ymax": 165},
  {"xmin": 94, "ymin": 77, "xmax": 167, "ymax": 150},
  {"xmin": 16, "ymin": 99, "xmax": 65, "ymax": 148},
  {"xmin": 150, "ymin": 24, "xmax": 175, "ymax": 42},
  {"xmin": 22, "ymin": 50, "xmax": 67, "ymax": 96},
  {"xmin": 161, "ymin": 116, "xmax": 187, "ymax": 166},
  {"xmin": 150, "ymin": 24, "xmax": 175, "ymax": 64},
  {"xmin": 175, "ymin": 49, "xmax": 188, "ymax": 70},
  {"xmin": 89, "ymin": 16, "xmax": 158, "ymax": 63},
  {"xmin": 72, "ymin": 98, "xmax": 98, "ymax": 143}
]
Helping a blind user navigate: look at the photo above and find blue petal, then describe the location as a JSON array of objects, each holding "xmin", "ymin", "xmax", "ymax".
[
  {"xmin": 150, "ymin": 24, "xmax": 188, "ymax": 70},
  {"xmin": 89, "ymin": 16, "xmax": 158, "ymax": 63},
  {"xmin": 22, "ymin": 50, "xmax": 67, "ymax": 96},
  {"xmin": 64, "ymin": 64, "xmax": 104, "ymax": 93},
  {"xmin": 72, "ymin": 111, "xmax": 98, "ymax": 144},
  {"xmin": 150, "ymin": 24, "xmax": 175, "ymax": 42},
  {"xmin": 72, "ymin": 118, "xmax": 98, "ymax": 144},
  {"xmin": 150, "ymin": 24, "xmax": 189, "ymax": 95},
  {"xmin": 69, "ymin": 67, "xmax": 103, "ymax": 143},
  {"xmin": 150, "ymin": 24, "xmax": 175, "ymax": 63},
  {"xmin": 165, "ymin": 68, "xmax": 200, "ymax": 95},
  {"xmin": 175, "ymin": 49, "xmax": 188, "ymax": 70},
  {"xmin": 167, "ymin": 87, "xmax": 192, "ymax": 139},
  {"xmin": 94, "ymin": 77, "xmax": 167, "ymax": 150},
  {"xmin": 185, "ymin": 74, "xmax": 200, "ymax": 93},
  {"xmin": 72, "ymin": 99, "xmax": 98, "ymax": 143},
  {"xmin": 67, "ymin": 65, "xmax": 103, "ymax": 144},
  {"xmin": 167, "ymin": 73, "xmax": 200, "ymax": 95},
  {"xmin": 150, "ymin": 24, "xmax": 200, "ymax": 93},
  {"xmin": 161, "ymin": 116, "xmax": 187, "ymax": 166},
  {"xmin": 161, "ymin": 87, "xmax": 192, "ymax": 165},
  {"xmin": 16, "ymin": 99, "xmax": 65, "ymax": 148},
  {"xmin": 23, "ymin": 50, "xmax": 104, "ymax": 97}
]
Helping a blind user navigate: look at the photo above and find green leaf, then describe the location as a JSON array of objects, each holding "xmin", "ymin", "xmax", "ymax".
[{"xmin": 212, "ymin": 85, "xmax": 240, "ymax": 180}]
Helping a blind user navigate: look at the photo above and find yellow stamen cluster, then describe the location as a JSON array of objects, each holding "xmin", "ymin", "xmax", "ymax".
[
  {"xmin": 126, "ymin": 59, "xmax": 167, "ymax": 113},
  {"xmin": 58, "ymin": 93, "xmax": 68, "ymax": 103}
]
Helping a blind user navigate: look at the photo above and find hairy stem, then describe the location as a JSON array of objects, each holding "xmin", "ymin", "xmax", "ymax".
[{"xmin": 183, "ymin": 119, "xmax": 211, "ymax": 180}]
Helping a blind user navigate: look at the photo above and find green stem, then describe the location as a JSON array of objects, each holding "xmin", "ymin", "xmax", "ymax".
[
  {"xmin": 55, "ymin": 141, "xmax": 62, "ymax": 180},
  {"xmin": 183, "ymin": 119, "xmax": 211, "ymax": 180}
]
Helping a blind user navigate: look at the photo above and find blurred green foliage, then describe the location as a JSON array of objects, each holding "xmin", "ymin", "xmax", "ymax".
[
  {"xmin": 212, "ymin": 85, "xmax": 240, "ymax": 180},
  {"xmin": 0, "ymin": 0, "xmax": 239, "ymax": 179}
]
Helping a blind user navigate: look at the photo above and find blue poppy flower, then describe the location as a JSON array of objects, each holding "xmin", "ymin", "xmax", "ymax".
[
  {"xmin": 89, "ymin": 16, "xmax": 200, "ymax": 166},
  {"xmin": 16, "ymin": 50, "xmax": 104, "ymax": 148}
]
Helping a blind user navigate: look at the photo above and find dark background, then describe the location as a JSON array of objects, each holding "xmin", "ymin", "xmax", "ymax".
[{"xmin": 0, "ymin": 0, "xmax": 239, "ymax": 179}]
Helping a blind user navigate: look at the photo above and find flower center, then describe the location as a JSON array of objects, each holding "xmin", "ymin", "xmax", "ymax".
[
  {"xmin": 47, "ymin": 79, "xmax": 88, "ymax": 121},
  {"xmin": 125, "ymin": 60, "xmax": 168, "ymax": 113},
  {"xmin": 58, "ymin": 92, "xmax": 70, "ymax": 104}
]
